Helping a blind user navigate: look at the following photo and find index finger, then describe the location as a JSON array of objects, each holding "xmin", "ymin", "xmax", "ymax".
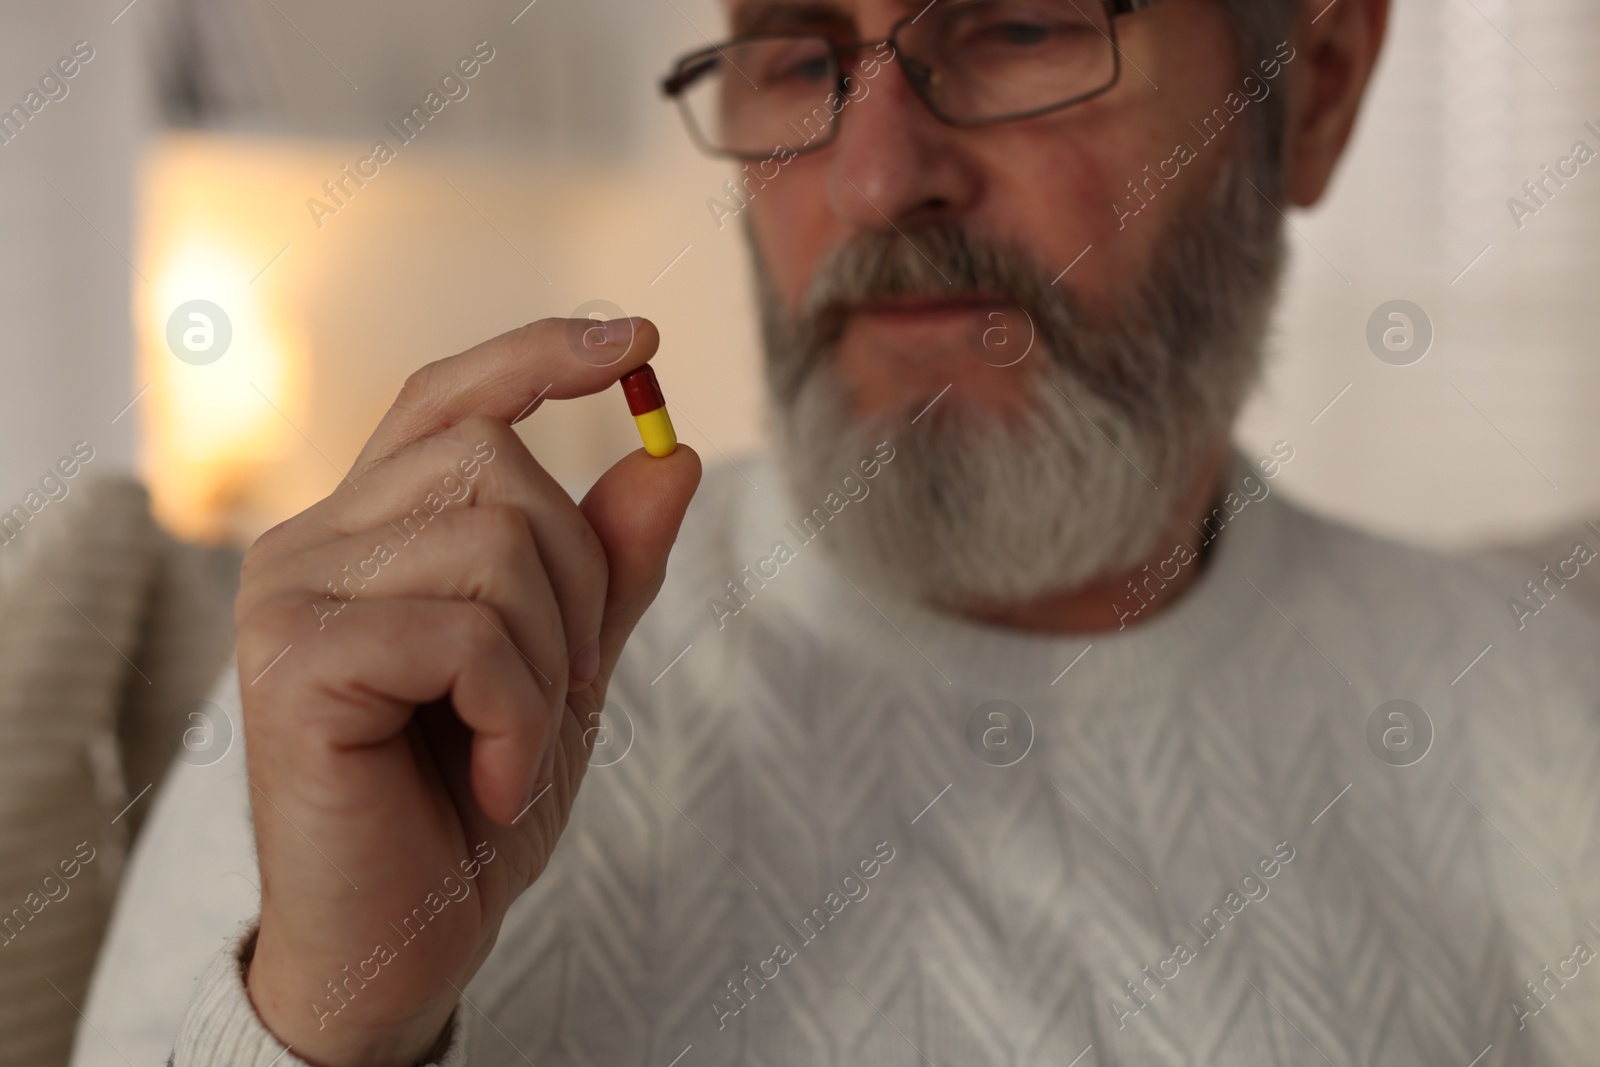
[{"xmin": 352, "ymin": 315, "xmax": 659, "ymax": 473}]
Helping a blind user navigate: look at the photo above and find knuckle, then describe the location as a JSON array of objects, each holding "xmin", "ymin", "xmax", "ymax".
[
  {"xmin": 235, "ymin": 595, "xmax": 314, "ymax": 699},
  {"xmin": 453, "ymin": 413, "xmax": 514, "ymax": 454},
  {"xmin": 237, "ymin": 542, "xmax": 272, "ymax": 593},
  {"xmin": 234, "ymin": 549, "xmax": 291, "ymax": 628},
  {"xmin": 515, "ymin": 318, "xmax": 564, "ymax": 351},
  {"xmin": 470, "ymin": 504, "xmax": 534, "ymax": 560},
  {"xmin": 394, "ymin": 361, "xmax": 446, "ymax": 416},
  {"xmin": 239, "ymin": 591, "xmax": 315, "ymax": 643},
  {"xmin": 240, "ymin": 517, "xmax": 298, "ymax": 581},
  {"xmin": 451, "ymin": 601, "xmax": 507, "ymax": 658},
  {"xmin": 449, "ymin": 592, "xmax": 566, "ymax": 695}
]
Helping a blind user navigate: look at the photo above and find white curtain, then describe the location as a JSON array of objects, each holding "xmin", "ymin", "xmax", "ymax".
[
  {"xmin": 0, "ymin": 2, "xmax": 150, "ymax": 510},
  {"xmin": 1237, "ymin": 0, "xmax": 1600, "ymax": 547}
]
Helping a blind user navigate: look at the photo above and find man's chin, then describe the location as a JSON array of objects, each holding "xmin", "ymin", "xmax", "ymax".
[{"xmin": 774, "ymin": 366, "xmax": 1178, "ymax": 608}]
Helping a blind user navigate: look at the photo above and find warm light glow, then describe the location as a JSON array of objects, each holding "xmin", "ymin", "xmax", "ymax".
[
  {"xmin": 131, "ymin": 130, "xmax": 768, "ymax": 546},
  {"xmin": 136, "ymin": 135, "xmax": 309, "ymax": 542},
  {"xmin": 151, "ymin": 243, "xmax": 293, "ymax": 459}
]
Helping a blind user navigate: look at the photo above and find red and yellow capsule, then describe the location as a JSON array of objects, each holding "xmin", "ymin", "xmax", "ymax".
[{"xmin": 620, "ymin": 365, "xmax": 677, "ymax": 457}]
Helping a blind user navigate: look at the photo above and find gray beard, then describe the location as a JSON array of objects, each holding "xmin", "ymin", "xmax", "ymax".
[{"xmin": 753, "ymin": 146, "xmax": 1287, "ymax": 609}]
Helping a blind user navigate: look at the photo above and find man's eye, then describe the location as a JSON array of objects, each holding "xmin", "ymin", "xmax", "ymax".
[
  {"xmin": 987, "ymin": 22, "xmax": 1051, "ymax": 46},
  {"xmin": 754, "ymin": 47, "xmax": 834, "ymax": 88},
  {"xmin": 781, "ymin": 56, "xmax": 833, "ymax": 82}
]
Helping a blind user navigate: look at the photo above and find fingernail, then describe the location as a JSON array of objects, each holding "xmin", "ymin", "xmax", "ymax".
[
  {"xmin": 580, "ymin": 317, "xmax": 609, "ymax": 351},
  {"xmin": 602, "ymin": 317, "xmax": 636, "ymax": 345},
  {"xmin": 569, "ymin": 639, "xmax": 599, "ymax": 690}
]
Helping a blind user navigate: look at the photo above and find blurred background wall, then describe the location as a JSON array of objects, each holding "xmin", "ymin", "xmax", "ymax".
[
  {"xmin": 0, "ymin": 0, "xmax": 1597, "ymax": 553},
  {"xmin": 1233, "ymin": 0, "xmax": 1600, "ymax": 551},
  {"xmin": 0, "ymin": 2, "xmax": 148, "ymax": 537}
]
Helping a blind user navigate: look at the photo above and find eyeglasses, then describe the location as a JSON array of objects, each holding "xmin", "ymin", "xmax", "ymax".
[{"xmin": 661, "ymin": 0, "xmax": 1167, "ymax": 161}]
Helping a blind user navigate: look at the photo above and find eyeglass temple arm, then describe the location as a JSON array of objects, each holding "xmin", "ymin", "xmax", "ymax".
[{"xmin": 662, "ymin": 68, "xmax": 692, "ymax": 97}]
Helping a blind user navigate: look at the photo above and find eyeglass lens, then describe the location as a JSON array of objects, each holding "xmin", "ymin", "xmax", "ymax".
[{"xmin": 674, "ymin": 0, "xmax": 1116, "ymax": 158}]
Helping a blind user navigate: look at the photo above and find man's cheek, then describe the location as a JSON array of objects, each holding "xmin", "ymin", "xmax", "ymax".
[{"xmin": 749, "ymin": 181, "xmax": 828, "ymax": 308}]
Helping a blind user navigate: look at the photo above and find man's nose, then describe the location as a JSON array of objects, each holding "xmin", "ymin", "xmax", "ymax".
[{"xmin": 824, "ymin": 52, "xmax": 983, "ymax": 231}]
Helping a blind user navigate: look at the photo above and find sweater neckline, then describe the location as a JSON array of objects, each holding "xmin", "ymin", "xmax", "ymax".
[{"xmin": 731, "ymin": 450, "xmax": 1285, "ymax": 703}]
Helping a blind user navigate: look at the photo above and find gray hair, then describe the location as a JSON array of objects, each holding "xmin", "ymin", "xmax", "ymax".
[
  {"xmin": 1221, "ymin": 0, "xmax": 1302, "ymax": 173},
  {"xmin": 1223, "ymin": 0, "xmax": 1302, "ymax": 66}
]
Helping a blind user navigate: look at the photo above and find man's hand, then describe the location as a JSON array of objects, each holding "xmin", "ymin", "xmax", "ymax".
[{"xmin": 235, "ymin": 318, "xmax": 700, "ymax": 1067}]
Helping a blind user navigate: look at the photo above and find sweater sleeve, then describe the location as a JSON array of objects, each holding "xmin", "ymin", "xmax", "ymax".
[{"xmin": 171, "ymin": 925, "xmax": 468, "ymax": 1067}]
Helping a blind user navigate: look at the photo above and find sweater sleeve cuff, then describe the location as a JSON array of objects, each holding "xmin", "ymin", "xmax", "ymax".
[{"xmin": 171, "ymin": 922, "xmax": 468, "ymax": 1067}]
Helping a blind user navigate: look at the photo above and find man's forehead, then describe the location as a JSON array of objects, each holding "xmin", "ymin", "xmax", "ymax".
[{"xmin": 724, "ymin": 0, "xmax": 927, "ymax": 36}]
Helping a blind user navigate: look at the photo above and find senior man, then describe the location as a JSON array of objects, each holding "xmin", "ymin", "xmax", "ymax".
[{"xmin": 81, "ymin": 0, "xmax": 1600, "ymax": 1065}]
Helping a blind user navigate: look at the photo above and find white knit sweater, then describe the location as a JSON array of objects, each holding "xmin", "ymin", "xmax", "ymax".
[{"xmin": 77, "ymin": 453, "xmax": 1600, "ymax": 1067}]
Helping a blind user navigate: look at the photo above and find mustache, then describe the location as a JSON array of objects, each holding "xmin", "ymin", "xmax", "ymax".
[
  {"xmin": 800, "ymin": 223, "xmax": 1065, "ymax": 345},
  {"xmin": 763, "ymin": 221, "xmax": 1074, "ymax": 405}
]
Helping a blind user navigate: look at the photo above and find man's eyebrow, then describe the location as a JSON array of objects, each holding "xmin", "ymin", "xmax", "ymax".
[{"xmin": 729, "ymin": 1, "xmax": 853, "ymax": 37}]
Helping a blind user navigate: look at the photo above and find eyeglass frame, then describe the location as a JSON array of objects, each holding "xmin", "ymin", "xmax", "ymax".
[{"xmin": 660, "ymin": 0, "xmax": 1170, "ymax": 161}]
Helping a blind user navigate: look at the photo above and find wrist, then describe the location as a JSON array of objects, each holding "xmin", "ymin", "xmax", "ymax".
[{"xmin": 245, "ymin": 924, "xmax": 457, "ymax": 1067}]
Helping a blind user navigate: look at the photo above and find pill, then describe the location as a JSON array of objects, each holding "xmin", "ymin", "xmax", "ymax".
[{"xmin": 620, "ymin": 365, "xmax": 677, "ymax": 458}]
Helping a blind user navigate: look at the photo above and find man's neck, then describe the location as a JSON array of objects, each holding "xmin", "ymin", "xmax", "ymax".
[{"xmin": 951, "ymin": 445, "xmax": 1232, "ymax": 635}]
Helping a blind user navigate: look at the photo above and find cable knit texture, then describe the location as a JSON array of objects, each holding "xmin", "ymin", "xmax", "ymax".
[
  {"xmin": 84, "ymin": 454, "xmax": 1600, "ymax": 1067},
  {"xmin": 168, "ymin": 927, "xmax": 466, "ymax": 1067},
  {"xmin": 0, "ymin": 475, "xmax": 237, "ymax": 1067}
]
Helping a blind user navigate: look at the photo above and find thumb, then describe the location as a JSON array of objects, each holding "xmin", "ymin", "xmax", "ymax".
[{"xmin": 579, "ymin": 444, "xmax": 702, "ymax": 680}]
